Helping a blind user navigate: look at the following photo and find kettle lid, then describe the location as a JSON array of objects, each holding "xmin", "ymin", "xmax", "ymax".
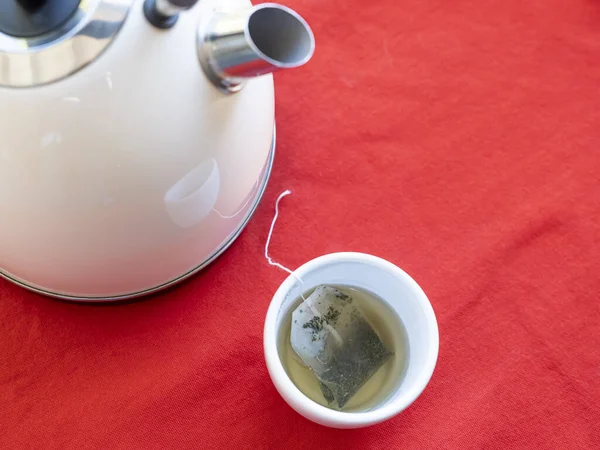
[
  {"xmin": 0, "ymin": 0, "xmax": 81, "ymax": 38},
  {"xmin": 0, "ymin": 0, "xmax": 131, "ymax": 88}
]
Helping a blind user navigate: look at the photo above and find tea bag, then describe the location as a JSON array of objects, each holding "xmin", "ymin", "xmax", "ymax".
[{"xmin": 291, "ymin": 285, "xmax": 393, "ymax": 409}]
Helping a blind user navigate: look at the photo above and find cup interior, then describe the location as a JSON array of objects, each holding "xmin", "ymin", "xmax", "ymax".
[{"xmin": 265, "ymin": 252, "xmax": 439, "ymax": 428}]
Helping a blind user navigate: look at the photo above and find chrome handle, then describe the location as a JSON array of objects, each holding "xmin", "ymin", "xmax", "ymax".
[{"xmin": 143, "ymin": 0, "xmax": 199, "ymax": 29}]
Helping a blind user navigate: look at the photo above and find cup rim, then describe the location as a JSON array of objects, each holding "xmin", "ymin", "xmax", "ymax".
[{"xmin": 263, "ymin": 252, "xmax": 439, "ymax": 428}]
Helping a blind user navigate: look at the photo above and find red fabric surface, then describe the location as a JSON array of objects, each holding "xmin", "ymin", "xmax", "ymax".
[{"xmin": 2, "ymin": 0, "xmax": 600, "ymax": 448}]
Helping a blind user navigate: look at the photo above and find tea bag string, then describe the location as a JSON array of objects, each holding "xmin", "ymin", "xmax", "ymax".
[
  {"xmin": 264, "ymin": 190, "xmax": 307, "ymax": 300},
  {"xmin": 264, "ymin": 190, "xmax": 294, "ymax": 275},
  {"xmin": 264, "ymin": 190, "xmax": 343, "ymax": 344}
]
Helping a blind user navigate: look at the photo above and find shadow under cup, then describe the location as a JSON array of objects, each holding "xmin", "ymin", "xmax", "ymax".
[{"xmin": 263, "ymin": 252, "xmax": 439, "ymax": 429}]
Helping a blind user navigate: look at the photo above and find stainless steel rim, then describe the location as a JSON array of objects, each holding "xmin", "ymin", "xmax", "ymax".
[
  {"xmin": 0, "ymin": 126, "xmax": 276, "ymax": 302},
  {"xmin": 0, "ymin": 0, "xmax": 132, "ymax": 88}
]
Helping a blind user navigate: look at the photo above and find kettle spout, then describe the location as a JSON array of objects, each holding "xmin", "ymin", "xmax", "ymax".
[{"xmin": 197, "ymin": 3, "xmax": 315, "ymax": 93}]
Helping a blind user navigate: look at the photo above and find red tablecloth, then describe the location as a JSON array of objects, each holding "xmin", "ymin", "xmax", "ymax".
[{"xmin": 2, "ymin": 0, "xmax": 600, "ymax": 448}]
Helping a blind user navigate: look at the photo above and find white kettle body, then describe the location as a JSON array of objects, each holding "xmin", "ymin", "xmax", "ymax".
[{"xmin": 0, "ymin": 0, "xmax": 314, "ymax": 300}]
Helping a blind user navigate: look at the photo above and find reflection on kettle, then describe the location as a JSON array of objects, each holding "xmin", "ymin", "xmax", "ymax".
[{"xmin": 164, "ymin": 158, "xmax": 220, "ymax": 228}]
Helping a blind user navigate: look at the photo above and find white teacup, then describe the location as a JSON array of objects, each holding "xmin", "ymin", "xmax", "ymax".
[{"xmin": 263, "ymin": 252, "xmax": 439, "ymax": 428}]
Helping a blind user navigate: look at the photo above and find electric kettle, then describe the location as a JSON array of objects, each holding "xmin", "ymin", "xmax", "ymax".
[{"xmin": 0, "ymin": 0, "xmax": 315, "ymax": 300}]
